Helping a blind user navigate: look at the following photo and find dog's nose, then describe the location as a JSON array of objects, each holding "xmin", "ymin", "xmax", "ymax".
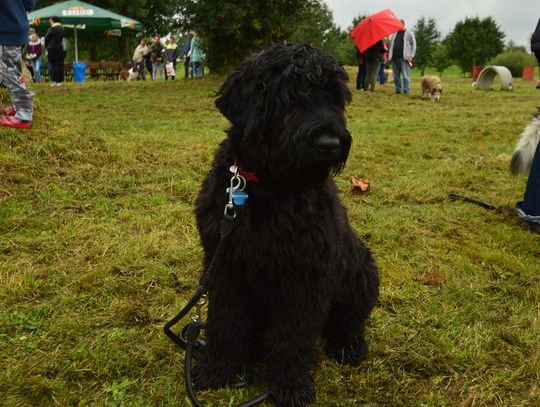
[{"xmin": 315, "ymin": 133, "xmax": 340, "ymax": 153}]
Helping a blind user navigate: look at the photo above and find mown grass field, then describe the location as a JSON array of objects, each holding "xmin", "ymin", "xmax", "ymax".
[{"xmin": 1, "ymin": 69, "xmax": 539, "ymax": 406}]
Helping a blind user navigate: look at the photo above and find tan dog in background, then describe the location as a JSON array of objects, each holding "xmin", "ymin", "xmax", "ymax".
[
  {"xmin": 421, "ymin": 75, "xmax": 442, "ymax": 101},
  {"xmin": 384, "ymin": 69, "xmax": 394, "ymax": 83}
]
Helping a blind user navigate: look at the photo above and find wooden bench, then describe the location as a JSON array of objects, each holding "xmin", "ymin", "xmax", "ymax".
[
  {"xmin": 44, "ymin": 61, "xmax": 124, "ymax": 81},
  {"xmin": 99, "ymin": 61, "xmax": 123, "ymax": 80}
]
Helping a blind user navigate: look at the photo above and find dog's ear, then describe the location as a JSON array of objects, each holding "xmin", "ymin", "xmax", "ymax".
[
  {"xmin": 215, "ymin": 60, "xmax": 267, "ymax": 135},
  {"xmin": 215, "ymin": 67, "xmax": 249, "ymax": 126}
]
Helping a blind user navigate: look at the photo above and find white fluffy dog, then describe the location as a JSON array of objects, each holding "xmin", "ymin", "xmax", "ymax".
[{"xmin": 510, "ymin": 109, "xmax": 540, "ymax": 174}]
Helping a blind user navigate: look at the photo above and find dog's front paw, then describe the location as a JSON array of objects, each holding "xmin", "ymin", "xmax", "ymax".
[
  {"xmin": 271, "ymin": 382, "xmax": 315, "ymax": 407},
  {"xmin": 326, "ymin": 338, "xmax": 369, "ymax": 366},
  {"xmin": 192, "ymin": 356, "xmax": 243, "ymax": 389}
]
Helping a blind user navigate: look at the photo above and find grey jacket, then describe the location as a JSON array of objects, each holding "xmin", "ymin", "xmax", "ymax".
[{"xmin": 388, "ymin": 29, "xmax": 416, "ymax": 61}]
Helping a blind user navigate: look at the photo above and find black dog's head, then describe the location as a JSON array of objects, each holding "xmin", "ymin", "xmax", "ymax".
[{"xmin": 216, "ymin": 43, "xmax": 352, "ymax": 188}]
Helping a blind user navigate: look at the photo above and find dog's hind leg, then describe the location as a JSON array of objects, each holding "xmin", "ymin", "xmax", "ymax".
[{"xmin": 324, "ymin": 237, "xmax": 379, "ymax": 366}]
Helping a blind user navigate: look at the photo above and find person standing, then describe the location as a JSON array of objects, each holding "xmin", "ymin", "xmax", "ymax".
[
  {"xmin": 26, "ymin": 33, "xmax": 42, "ymax": 82},
  {"xmin": 388, "ymin": 20, "xmax": 416, "ymax": 94},
  {"xmin": 531, "ymin": 18, "xmax": 540, "ymax": 89},
  {"xmin": 132, "ymin": 39, "xmax": 149, "ymax": 81},
  {"xmin": 182, "ymin": 32, "xmax": 193, "ymax": 78},
  {"xmin": 151, "ymin": 35, "xmax": 164, "ymax": 80},
  {"xmin": 361, "ymin": 40, "xmax": 385, "ymax": 92},
  {"xmin": 0, "ymin": 0, "xmax": 35, "ymax": 129},
  {"xmin": 44, "ymin": 16, "xmax": 65, "ymax": 86},
  {"xmin": 189, "ymin": 32, "xmax": 205, "ymax": 78},
  {"xmin": 164, "ymin": 36, "xmax": 179, "ymax": 80}
]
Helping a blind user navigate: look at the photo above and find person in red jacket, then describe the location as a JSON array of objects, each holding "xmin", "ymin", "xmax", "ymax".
[{"xmin": 0, "ymin": 0, "xmax": 35, "ymax": 129}]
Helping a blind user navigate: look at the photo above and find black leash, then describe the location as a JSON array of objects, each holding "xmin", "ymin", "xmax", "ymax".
[
  {"xmin": 164, "ymin": 168, "xmax": 270, "ymax": 407},
  {"xmin": 448, "ymin": 193, "xmax": 499, "ymax": 211}
]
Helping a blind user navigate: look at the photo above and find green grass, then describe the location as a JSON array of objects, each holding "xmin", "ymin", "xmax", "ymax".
[{"xmin": 1, "ymin": 71, "xmax": 540, "ymax": 406}]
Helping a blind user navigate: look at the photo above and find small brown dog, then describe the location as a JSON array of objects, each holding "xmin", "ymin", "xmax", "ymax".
[
  {"xmin": 118, "ymin": 69, "xmax": 129, "ymax": 81},
  {"xmin": 421, "ymin": 75, "xmax": 442, "ymax": 101}
]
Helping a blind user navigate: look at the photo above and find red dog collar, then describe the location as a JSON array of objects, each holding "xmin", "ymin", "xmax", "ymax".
[{"xmin": 234, "ymin": 161, "xmax": 259, "ymax": 183}]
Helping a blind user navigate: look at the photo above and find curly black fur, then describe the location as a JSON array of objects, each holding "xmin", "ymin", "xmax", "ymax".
[{"xmin": 194, "ymin": 43, "xmax": 379, "ymax": 407}]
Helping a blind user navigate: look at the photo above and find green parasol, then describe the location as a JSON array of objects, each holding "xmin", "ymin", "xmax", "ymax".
[{"xmin": 28, "ymin": 0, "xmax": 142, "ymax": 62}]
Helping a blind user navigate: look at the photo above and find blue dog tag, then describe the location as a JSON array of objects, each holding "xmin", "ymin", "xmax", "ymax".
[{"xmin": 232, "ymin": 190, "xmax": 248, "ymax": 206}]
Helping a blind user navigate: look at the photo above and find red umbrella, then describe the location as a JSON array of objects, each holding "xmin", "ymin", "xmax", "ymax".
[{"xmin": 350, "ymin": 9, "xmax": 404, "ymax": 53}]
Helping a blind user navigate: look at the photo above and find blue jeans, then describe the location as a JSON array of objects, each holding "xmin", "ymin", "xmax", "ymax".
[
  {"xmin": 356, "ymin": 63, "xmax": 366, "ymax": 90},
  {"xmin": 517, "ymin": 141, "xmax": 540, "ymax": 222},
  {"xmin": 392, "ymin": 58, "xmax": 411, "ymax": 93},
  {"xmin": 378, "ymin": 63, "xmax": 386, "ymax": 84},
  {"xmin": 152, "ymin": 61, "xmax": 164, "ymax": 80},
  {"xmin": 192, "ymin": 61, "xmax": 203, "ymax": 77},
  {"xmin": 30, "ymin": 58, "xmax": 41, "ymax": 82}
]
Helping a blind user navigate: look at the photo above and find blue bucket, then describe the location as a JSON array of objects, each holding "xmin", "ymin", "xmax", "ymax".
[{"xmin": 73, "ymin": 62, "xmax": 86, "ymax": 83}]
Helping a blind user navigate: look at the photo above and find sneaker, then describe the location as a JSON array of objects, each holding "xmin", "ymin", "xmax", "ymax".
[
  {"xmin": 50, "ymin": 82, "xmax": 57, "ymax": 86},
  {"xmin": 0, "ymin": 115, "xmax": 32, "ymax": 129}
]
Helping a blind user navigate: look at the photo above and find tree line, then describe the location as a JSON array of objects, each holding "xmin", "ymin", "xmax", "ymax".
[{"xmin": 35, "ymin": 0, "xmax": 535, "ymax": 76}]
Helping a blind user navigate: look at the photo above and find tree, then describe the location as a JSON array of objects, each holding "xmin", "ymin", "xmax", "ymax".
[
  {"xmin": 286, "ymin": 1, "xmax": 354, "ymax": 65},
  {"xmin": 287, "ymin": 1, "xmax": 334, "ymax": 47},
  {"xmin": 430, "ymin": 43, "xmax": 452, "ymax": 75},
  {"xmin": 174, "ymin": 0, "xmax": 308, "ymax": 73},
  {"xmin": 413, "ymin": 17, "xmax": 440, "ymax": 76},
  {"xmin": 505, "ymin": 40, "xmax": 526, "ymax": 53},
  {"xmin": 445, "ymin": 16, "xmax": 505, "ymax": 75}
]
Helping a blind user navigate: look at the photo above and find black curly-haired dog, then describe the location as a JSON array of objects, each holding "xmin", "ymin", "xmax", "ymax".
[{"xmin": 194, "ymin": 43, "xmax": 379, "ymax": 407}]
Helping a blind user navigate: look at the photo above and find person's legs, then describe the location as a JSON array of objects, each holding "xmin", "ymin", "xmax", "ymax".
[
  {"xmin": 392, "ymin": 60, "xmax": 402, "ymax": 93},
  {"xmin": 57, "ymin": 58, "xmax": 65, "ymax": 83},
  {"xmin": 378, "ymin": 63, "xmax": 386, "ymax": 85},
  {"xmin": 192, "ymin": 61, "xmax": 200, "ymax": 77},
  {"xmin": 518, "ymin": 141, "xmax": 540, "ymax": 219},
  {"xmin": 0, "ymin": 45, "xmax": 34, "ymax": 123},
  {"xmin": 402, "ymin": 59, "xmax": 411, "ymax": 94},
  {"xmin": 184, "ymin": 56, "xmax": 190, "ymax": 78},
  {"xmin": 363, "ymin": 60, "xmax": 380, "ymax": 92},
  {"xmin": 47, "ymin": 59, "xmax": 55, "ymax": 84},
  {"xmin": 31, "ymin": 59, "xmax": 41, "ymax": 82},
  {"xmin": 356, "ymin": 63, "xmax": 366, "ymax": 90},
  {"xmin": 139, "ymin": 61, "xmax": 146, "ymax": 80}
]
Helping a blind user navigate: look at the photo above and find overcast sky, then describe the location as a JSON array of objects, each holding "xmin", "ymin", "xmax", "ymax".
[{"xmin": 324, "ymin": 0, "xmax": 539, "ymax": 48}]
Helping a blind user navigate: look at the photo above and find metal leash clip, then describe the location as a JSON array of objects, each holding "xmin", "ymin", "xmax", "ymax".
[{"xmin": 225, "ymin": 165, "xmax": 247, "ymax": 215}]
